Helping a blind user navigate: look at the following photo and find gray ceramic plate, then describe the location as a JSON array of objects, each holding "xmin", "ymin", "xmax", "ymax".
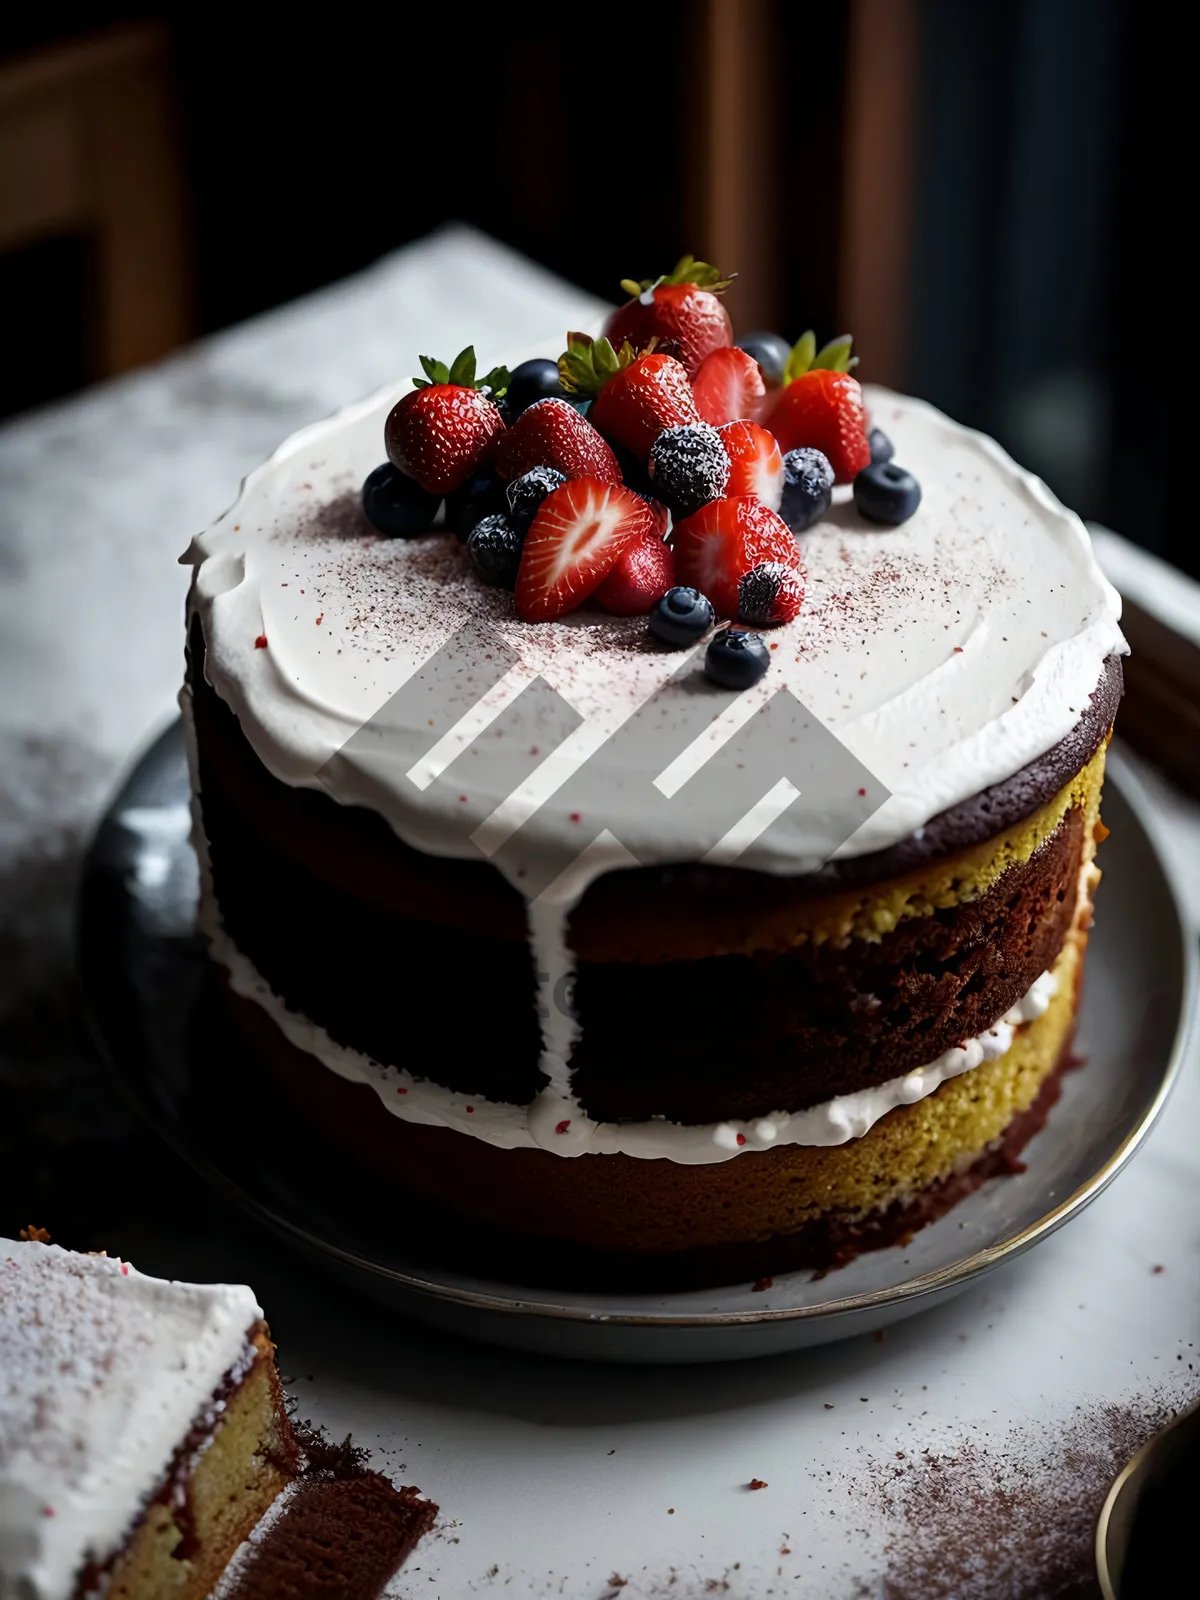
[{"xmin": 79, "ymin": 731, "xmax": 1193, "ymax": 1363}]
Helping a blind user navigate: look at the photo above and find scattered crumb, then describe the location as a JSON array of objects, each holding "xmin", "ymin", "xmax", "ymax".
[
  {"xmin": 746, "ymin": 1479, "xmax": 768, "ymax": 1492},
  {"xmin": 18, "ymin": 1225, "xmax": 50, "ymax": 1243}
]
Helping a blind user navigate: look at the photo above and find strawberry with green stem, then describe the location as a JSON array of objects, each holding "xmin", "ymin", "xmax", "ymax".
[
  {"xmin": 385, "ymin": 347, "xmax": 509, "ymax": 495},
  {"xmin": 762, "ymin": 332, "xmax": 870, "ymax": 483},
  {"xmin": 559, "ymin": 332, "xmax": 700, "ymax": 461},
  {"xmin": 604, "ymin": 256, "xmax": 735, "ymax": 378}
]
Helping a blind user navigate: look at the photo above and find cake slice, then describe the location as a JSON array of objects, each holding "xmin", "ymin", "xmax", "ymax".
[{"xmin": 0, "ymin": 1237, "xmax": 298, "ymax": 1600}]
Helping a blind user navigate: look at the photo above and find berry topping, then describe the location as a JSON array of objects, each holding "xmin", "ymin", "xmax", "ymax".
[
  {"xmin": 735, "ymin": 330, "xmax": 792, "ymax": 387},
  {"xmin": 515, "ymin": 477, "xmax": 653, "ymax": 622},
  {"xmin": 738, "ymin": 561, "xmax": 805, "ymax": 626},
  {"xmin": 506, "ymin": 357, "xmax": 567, "ymax": 418},
  {"xmin": 648, "ymin": 423, "xmax": 729, "ymax": 517},
  {"xmin": 595, "ymin": 530, "xmax": 676, "ymax": 615},
  {"xmin": 495, "ymin": 397, "xmax": 621, "ymax": 484},
  {"xmin": 762, "ymin": 332, "xmax": 870, "ymax": 482},
  {"xmin": 692, "ymin": 346, "xmax": 767, "ymax": 427},
  {"xmin": 869, "ymin": 426, "xmax": 895, "ymax": 464},
  {"xmin": 649, "ymin": 585, "xmax": 716, "ymax": 648},
  {"xmin": 853, "ymin": 461, "xmax": 922, "ymax": 525},
  {"xmin": 705, "ymin": 627, "xmax": 771, "ymax": 689},
  {"xmin": 360, "ymin": 462, "xmax": 441, "ymax": 538},
  {"xmin": 384, "ymin": 346, "xmax": 509, "ymax": 495},
  {"xmin": 604, "ymin": 256, "xmax": 734, "ymax": 377},
  {"xmin": 671, "ymin": 496, "xmax": 800, "ymax": 619},
  {"xmin": 719, "ymin": 421, "xmax": 784, "ymax": 510},
  {"xmin": 506, "ymin": 466, "xmax": 567, "ymax": 532},
  {"xmin": 445, "ymin": 470, "xmax": 507, "ymax": 543},
  {"xmin": 560, "ymin": 334, "xmax": 701, "ymax": 460},
  {"xmin": 467, "ymin": 513, "xmax": 524, "ymax": 590},
  {"xmin": 779, "ymin": 446, "xmax": 834, "ymax": 532}
]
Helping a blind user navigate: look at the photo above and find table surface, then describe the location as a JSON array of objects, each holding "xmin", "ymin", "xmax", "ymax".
[{"xmin": 1, "ymin": 227, "xmax": 1197, "ymax": 1599}]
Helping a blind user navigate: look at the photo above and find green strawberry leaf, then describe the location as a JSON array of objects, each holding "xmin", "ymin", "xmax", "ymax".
[
  {"xmin": 812, "ymin": 335, "xmax": 857, "ymax": 374},
  {"xmin": 558, "ymin": 331, "xmax": 641, "ymax": 396},
  {"xmin": 418, "ymin": 354, "xmax": 451, "ymax": 386},
  {"xmin": 784, "ymin": 331, "xmax": 816, "ymax": 384},
  {"xmin": 449, "ymin": 346, "xmax": 477, "ymax": 387},
  {"xmin": 617, "ymin": 254, "xmax": 734, "ymax": 299},
  {"xmin": 480, "ymin": 364, "xmax": 510, "ymax": 398}
]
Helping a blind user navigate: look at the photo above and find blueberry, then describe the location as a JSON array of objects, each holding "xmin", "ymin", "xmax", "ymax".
[
  {"xmin": 648, "ymin": 423, "xmax": 729, "ymax": 517},
  {"xmin": 506, "ymin": 358, "xmax": 566, "ymax": 418},
  {"xmin": 649, "ymin": 586, "xmax": 715, "ymax": 648},
  {"xmin": 738, "ymin": 562, "xmax": 803, "ymax": 626},
  {"xmin": 445, "ymin": 471, "xmax": 506, "ymax": 542},
  {"xmin": 466, "ymin": 513, "xmax": 524, "ymax": 590},
  {"xmin": 853, "ymin": 461, "xmax": 922, "ymax": 525},
  {"xmin": 361, "ymin": 462, "xmax": 441, "ymax": 538},
  {"xmin": 705, "ymin": 628, "xmax": 771, "ymax": 689},
  {"xmin": 869, "ymin": 427, "xmax": 894, "ymax": 464},
  {"xmin": 735, "ymin": 331, "xmax": 792, "ymax": 386},
  {"xmin": 506, "ymin": 466, "xmax": 566, "ymax": 532},
  {"xmin": 779, "ymin": 447, "xmax": 834, "ymax": 532}
]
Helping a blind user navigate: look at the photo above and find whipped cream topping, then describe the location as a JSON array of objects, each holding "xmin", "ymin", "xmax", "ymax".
[
  {"xmin": 0, "ymin": 1240, "xmax": 261, "ymax": 1600},
  {"xmin": 183, "ymin": 379, "xmax": 1123, "ymax": 1150},
  {"xmin": 200, "ymin": 883, "xmax": 1058, "ymax": 1165}
]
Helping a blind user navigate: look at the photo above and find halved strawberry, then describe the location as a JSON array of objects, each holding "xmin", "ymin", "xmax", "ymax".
[
  {"xmin": 559, "ymin": 334, "xmax": 700, "ymax": 460},
  {"xmin": 692, "ymin": 347, "xmax": 766, "ymax": 427},
  {"xmin": 671, "ymin": 497, "xmax": 799, "ymax": 619},
  {"xmin": 516, "ymin": 478, "xmax": 654, "ymax": 622},
  {"xmin": 760, "ymin": 332, "xmax": 870, "ymax": 482},
  {"xmin": 604, "ymin": 256, "xmax": 734, "ymax": 377},
  {"xmin": 719, "ymin": 421, "xmax": 784, "ymax": 510},
  {"xmin": 495, "ymin": 398, "xmax": 621, "ymax": 483},
  {"xmin": 385, "ymin": 347, "xmax": 509, "ymax": 495},
  {"xmin": 594, "ymin": 530, "xmax": 675, "ymax": 616}
]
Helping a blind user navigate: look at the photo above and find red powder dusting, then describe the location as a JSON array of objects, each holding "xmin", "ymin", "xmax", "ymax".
[
  {"xmin": 569, "ymin": 812, "xmax": 582, "ymax": 823},
  {"xmin": 953, "ymin": 645, "xmax": 964, "ymax": 653},
  {"xmin": 747, "ymin": 1479, "xmax": 768, "ymax": 1491},
  {"xmin": 736, "ymin": 1133, "xmax": 746, "ymax": 1146},
  {"xmin": 465, "ymin": 1106, "xmax": 474, "ymax": 1114},
  {"xmin": 41, "ymin": 1507, "xmax": 54, "ymax": 1518},
  {"xmin": 315, "ymin": 613, "xmax": 324, "ymax": 626},
  {"xmin": 254, "ymin": 635, "xmax": 268, "ymax": 649},
  {"xmin": 397, "ymin": 1087, "xmax": 408, "ymax": 1094},
  {"xmin": 120, "ymin": 1264, "xmax": 128, "ymax": 1276},
  {"xmin": 858, "ymin": 787, "xmax": 867, "ymax": 796},
  {"xmin": 752, "ymin": 1277, "xmax": 774, "ymax": 1293},
  {"xmin": 843, "ymin": 1384, "xmax": 1198, "ymax": 1598},
  {"xmin": 555, "ymin": 1120, "xmax": 572, "ymax": 1135}
]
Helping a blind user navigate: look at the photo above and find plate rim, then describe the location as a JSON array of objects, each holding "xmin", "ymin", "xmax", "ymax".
[{"xmin": 79, "ymin": 734, "xmax": 1196, "ymax": 1331}]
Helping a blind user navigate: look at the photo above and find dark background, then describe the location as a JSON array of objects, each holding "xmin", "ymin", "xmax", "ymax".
[{"xmin": 0, "ymin": 1, "xmax": 1184, "ymax": 568}]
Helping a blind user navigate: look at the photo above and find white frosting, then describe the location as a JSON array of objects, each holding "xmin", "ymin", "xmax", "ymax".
[
  {"xmin": 201, "ymin": 884, "xmax": 1058, "ymax": 1165},
  {"xmin": 0, "ymin": 1241, "xmax": 261, "ymax": 1600},
  {"xmin": 183, "ymin": 380, "xmax": 1123, "ymax": 1150}
]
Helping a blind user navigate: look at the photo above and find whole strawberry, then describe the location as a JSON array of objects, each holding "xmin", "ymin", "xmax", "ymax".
[
  {"xmin": 762, "ymin": 332, "xmax": 870, "ymax": 483},
  {"xmin": 559, "ymin": 333, "xmax": 700, "ymax": 460},
  {"xmin": 385, "ymin": 348, "xmax": 509, "ymax": 495},
  {"xmin": 495, "ymin": 397, "xmax": 621, "ymax": 484},
  {"xmin": 605, "ymin": 256, "xmax": 734, "ymax": 377}
]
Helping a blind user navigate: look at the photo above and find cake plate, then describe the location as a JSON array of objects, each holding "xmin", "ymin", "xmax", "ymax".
[{"xmin": 78, "ymin": 724, "xmax": 1194, "ymax": 1363}]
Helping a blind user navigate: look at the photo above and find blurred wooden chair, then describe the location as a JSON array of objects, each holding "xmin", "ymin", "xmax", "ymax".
[{"xmin": 0, "ymin": 23, "xmax": 191, "ymax": 380}]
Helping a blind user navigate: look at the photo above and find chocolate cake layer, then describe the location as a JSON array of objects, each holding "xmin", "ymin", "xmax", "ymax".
[
  {"xmin": 188, "ymin": 623, "xmax": 1120, "ymax": 955},
  {"xmin": 214, "ymin": 931, "xmax": 1083, "ymax": 1290},
  {"xmin": 194, "ymin": 623, "xmax": 1092, "ymax": 1117}
]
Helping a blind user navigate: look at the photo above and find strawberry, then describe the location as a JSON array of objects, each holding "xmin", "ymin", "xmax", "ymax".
[
  {"xmin": 692, "ymin": 346, "xmax": 766, "ymax": 427},
  {"xmin": 384, "ymin": 347, "xmax": 508, "ymax": 495},
  {"xmin": 516, "ymin": 478, "xmax": 654, "ymax": 622},
  {"xmin": 719, "ymin": 421, "xmax": 784, "ymax": 510},
  {"xmin": 559, "ymin": 334, "xmax": 700, "ymax": 460},
  {"xmin": 604, "ymin": 256, "xmax": 734, "ymax": 377},
  {"xmin": 738, "ymin": 561, "xmax": 805, "ymax": 626},
  {"xmin": 495, "ymin": 397, "xmax": 621, "ymax": 484},
  {"xmin": 594, "ymin": 530, "xmax": 675, "ymax": 616},
  {"xmin": 762, "ymin": 332, "xmax": 870, "ymax": 483},
  {"xmin": 671, "ymin": 496, "xmax": 799, "ymax": 619}
]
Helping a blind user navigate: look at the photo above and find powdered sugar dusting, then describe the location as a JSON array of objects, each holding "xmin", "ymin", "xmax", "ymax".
[{"xmin": 0, "ymin": 1239, "xmax": 260, "ymax": 1600}]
